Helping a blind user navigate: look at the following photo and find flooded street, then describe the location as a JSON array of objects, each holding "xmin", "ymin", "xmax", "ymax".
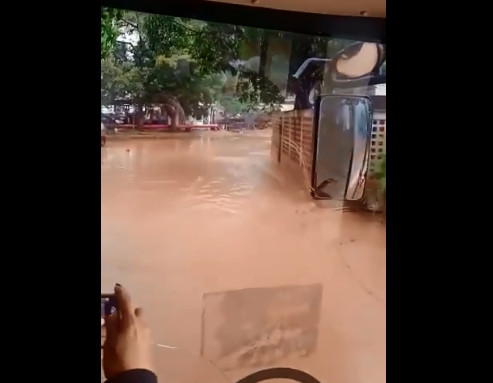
[{"xmin": 101, "ymin": 132, "xmax": 386, "ymax": 383}]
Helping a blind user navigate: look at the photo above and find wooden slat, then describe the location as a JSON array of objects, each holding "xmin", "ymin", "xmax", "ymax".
[{"xmin": 276, "ymin": 110, "xmax": 315, "ymax": 187}]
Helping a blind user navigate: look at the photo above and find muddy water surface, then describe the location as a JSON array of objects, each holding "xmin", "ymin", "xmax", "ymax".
[{"xmin": 101, "ymin": 132, "xmax": 386, "ymax": 383}]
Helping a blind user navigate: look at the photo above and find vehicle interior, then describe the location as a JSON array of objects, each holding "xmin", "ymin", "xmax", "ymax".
[
  {"xmin": 101, "ymin": 0, "xmax": 386, "ymax": 382},
  {"xmin": 204, "ymin": 0, "xmax": 386, "ymax": 17}
]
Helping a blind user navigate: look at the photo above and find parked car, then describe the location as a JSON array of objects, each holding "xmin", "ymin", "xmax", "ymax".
[
  {"xmin": 101, "ymin": 123, "xmax": 107, "ymax": 147},
  {"xmin": 101, "ymin": 114, "xmax": 125, "ymax": 128}
]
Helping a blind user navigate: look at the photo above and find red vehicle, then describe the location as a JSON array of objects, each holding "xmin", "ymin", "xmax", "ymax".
[{"xmin": 101, "ymin": 123, "xmax": 107, "ymax": 147}]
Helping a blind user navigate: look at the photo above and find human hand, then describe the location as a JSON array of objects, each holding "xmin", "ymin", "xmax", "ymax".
[{"xmin": 102, "ymin": 284, "xmax": 153, "ymax": 379}]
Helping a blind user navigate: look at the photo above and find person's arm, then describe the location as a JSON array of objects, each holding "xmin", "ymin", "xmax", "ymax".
[{"xmin": 106, "ymin": 369, "xmax": 157, "ymax": 383}]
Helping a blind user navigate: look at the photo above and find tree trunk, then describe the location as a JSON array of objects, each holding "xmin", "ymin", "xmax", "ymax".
[
  {"xmin": 135, "ymin": 102, "xmax": 144, "ymax": 130},
  {"xmin": 258, "ymin": 33, "xmax": 269, "ymax": 79},
  {"xmin": 169, "ymin": 111, "xmax": 178, "ymax": 130}
]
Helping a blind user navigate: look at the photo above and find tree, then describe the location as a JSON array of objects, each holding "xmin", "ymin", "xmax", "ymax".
[
  {"xmin": 144, "ymin": 16, "xmax": 285, "ymax": 110},
  {"xmin": 103, "ymin": 9, "xmax": 358, "ymax": 116},
  {"xmin": 101, "ymin": 7, "xmax": 124, "ymax": 59},
  {"xmin": 216, "ymin": 94, "xmax": 253, "ymax": 115},
  {"xmin": 102, "ymin": 12, "xmax": 286, "ymax": 128},
  {"xmin": 101, "ymin": 55, "xmax": 129, "ymax": 105},
  {"xmin": 103, "ymin": 11, "xmax": 361, "ymax": 126},
  {"xmin": 101, "ymin": 13, "xmax": 225, "ymax": 127}
]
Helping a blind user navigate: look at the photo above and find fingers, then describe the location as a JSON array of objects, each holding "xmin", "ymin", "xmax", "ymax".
[
  {"xmin": 114, "ymin": 284, "xmax": 134, "ymax": 328},
  {"xmin": 134, "ymin": 307, "xmax": 151, "ymax": 339},
  {"xmin": 134, "ymin": 307, "xmax": 148, "ymax": 329},
  {"xmin": 134, "ymin": 307, "xmax": 144, "ymax": 318},
  {"xmin": 104, "ymin": 311, "xmax": 118, "ymax": 344}
]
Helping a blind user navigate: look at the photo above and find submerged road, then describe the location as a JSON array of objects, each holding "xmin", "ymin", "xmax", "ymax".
[{"xmin": 101, "ymin": 132, "xmax": 386, "ymax": 383}]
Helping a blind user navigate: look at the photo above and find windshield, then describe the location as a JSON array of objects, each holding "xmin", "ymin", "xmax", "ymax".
[{"xmin": 101, "ymin": 8, "xmax": 386, "ymax": 383}]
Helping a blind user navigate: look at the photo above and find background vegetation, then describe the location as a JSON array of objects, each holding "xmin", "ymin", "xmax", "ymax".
[{"xmin": 101, "ymin": 8, "xmax": 353, "ymax": 127}]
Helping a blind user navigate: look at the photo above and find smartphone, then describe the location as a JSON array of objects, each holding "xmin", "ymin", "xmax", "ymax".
[
  {"xmin": 101, "ymin": 293, "xmax": 117, "ymax": 322},
  {"xmin": 101, "ymin": 294, "xmax": 115, "ymax": 348}
]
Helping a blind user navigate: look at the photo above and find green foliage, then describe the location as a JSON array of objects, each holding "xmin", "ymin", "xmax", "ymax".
[
  {"xmin": 375, "ymin": 154, "xmax": 387, "ymax": 192},
  {"xmin": 101, "ymin": 54, "xmax": 143, "ymax": 105},
  {"xmin": 101, "ymin": 11, "xmax": 289, "ymax": 122},
  {"xmin": 216, "ymin": 94, "xmax": 255, "ymax": 115},
  {"xmin": 101, "ymin": 11, "xmax": 359, "ymax": 118},
  {"xmin": 236, "ymin": 69, "xmax": 285, "ymax": 109},
  {"xmin": 143, "ymin": 17, "xmax": 284, "ymax": 109},
  {"xmin": 101, "ymin": 7, "xmax": 124, "ymax": 59}
]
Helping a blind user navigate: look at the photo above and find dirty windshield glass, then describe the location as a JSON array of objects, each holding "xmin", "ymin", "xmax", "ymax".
[{"xmin": 101, "ymin": 8, "xmax": 386, "ymax": 383}]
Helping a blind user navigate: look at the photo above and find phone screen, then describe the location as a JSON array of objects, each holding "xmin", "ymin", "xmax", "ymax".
[{"xmin": 101, "ymin": 294, "xmax": 116, "ymax": 324}]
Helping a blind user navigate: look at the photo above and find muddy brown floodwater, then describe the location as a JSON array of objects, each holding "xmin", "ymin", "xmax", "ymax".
[{"xmin": 101, "ymin": 132, "xmax": 386, "ymax": 383}]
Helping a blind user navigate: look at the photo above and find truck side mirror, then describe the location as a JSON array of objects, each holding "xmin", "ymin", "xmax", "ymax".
[
  {"xmin": 311, "ymin": 94, "xmax": 372, "ymax": 201},
  {"xmin": 329, "ymin": 42, "xmax": 386, "ymax": 88}
]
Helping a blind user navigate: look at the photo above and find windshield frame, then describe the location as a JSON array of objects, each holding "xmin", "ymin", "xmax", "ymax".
[{"xmin": 101, "ymin": 0, "xmax": 386, "ymax": 43}]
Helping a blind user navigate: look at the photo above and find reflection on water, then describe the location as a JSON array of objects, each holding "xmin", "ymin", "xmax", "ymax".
[{"xmin": 101, "ymin": 132, "xmax": 386, "ymax": 383}]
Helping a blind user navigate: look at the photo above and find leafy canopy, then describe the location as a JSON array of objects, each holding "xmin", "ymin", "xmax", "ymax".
[
  {"xmin": 101, "ymin": 12, "xmax": 286, "ymax": 121},
  {"xmin": 101, "ymin": 7, "xmax": 124, "ymax": 60}
]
